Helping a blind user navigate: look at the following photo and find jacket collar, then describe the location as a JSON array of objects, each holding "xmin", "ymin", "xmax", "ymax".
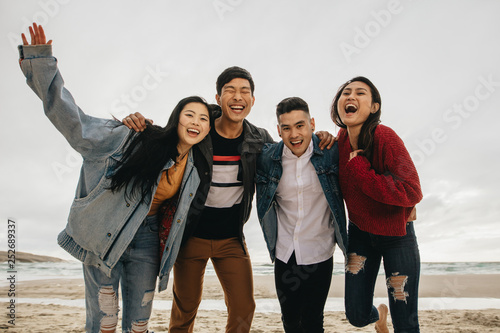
[
  {"xmin": 271, "ymin": 141, "xmax": 285, "ymax": 161},
  {"xmin": 212, "ymin": 109, "xmax": 269, "ymax": 155},
  {"xmin": 242, "ymin": 119, "xmax": 263, "ymax": 141}
]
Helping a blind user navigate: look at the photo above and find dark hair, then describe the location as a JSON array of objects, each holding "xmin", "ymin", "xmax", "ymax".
[
  {"xmin": 330, "ymin": 76, "xmax": 382, "ymax": 161},
  {"xmin": 109, "ymin": 96, "xmax": 213, "ymax": 203},
  {"xmin": 216, "ymin": 66, "xmax": 255, "ymax": 96},
  {"xmin": 276, "ymin": 97, "xmax": 310, "ymax": 120}
]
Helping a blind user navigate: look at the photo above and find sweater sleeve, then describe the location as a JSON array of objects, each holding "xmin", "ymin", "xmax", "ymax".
[
  {"xmin": 346, "ymin": 127, "xmax": 422, "ymax": 207},
  {"xmin": 19, "ymin": 44, "xmax": 129, "ymax": 159}
]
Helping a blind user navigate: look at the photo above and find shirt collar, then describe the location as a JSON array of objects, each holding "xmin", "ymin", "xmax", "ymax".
[{"xmin": 282, "ymin": 139, "xmax": 314, "ymax": 160}]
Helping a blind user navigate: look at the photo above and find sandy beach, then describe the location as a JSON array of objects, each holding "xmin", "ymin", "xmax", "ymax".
[{"xmin": 1, "ymin": 274, "xmax": 499, "ymax": 332}]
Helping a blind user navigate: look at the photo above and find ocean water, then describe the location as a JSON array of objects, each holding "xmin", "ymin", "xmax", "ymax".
[{"xmin": 1, "ymin": 261, "xmax": 499, "ymax": 282}]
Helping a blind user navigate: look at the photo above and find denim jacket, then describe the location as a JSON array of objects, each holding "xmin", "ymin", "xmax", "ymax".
[
  {"xmin": 255, "ymin": 135, "xmax": 347, "ymax": 262},
  {"xmin": 19, "ymin": 44, "xmax": 206, "ymax": 292}
]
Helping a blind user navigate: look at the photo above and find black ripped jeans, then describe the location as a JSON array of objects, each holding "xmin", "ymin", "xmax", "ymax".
[{"xmin": 345, "ymin": 222, "xmax": 421, "ymax": 333}]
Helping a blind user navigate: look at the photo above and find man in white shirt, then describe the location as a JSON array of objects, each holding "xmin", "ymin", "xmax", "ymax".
[{"xmin": 255, "ymin": 97, "xmax": 347, "ymax": 332}]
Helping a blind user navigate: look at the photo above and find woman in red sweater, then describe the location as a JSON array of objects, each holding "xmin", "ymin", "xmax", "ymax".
[{"xmin": 331, "ymin": 76, "xmax": 423, "ymax": 333}]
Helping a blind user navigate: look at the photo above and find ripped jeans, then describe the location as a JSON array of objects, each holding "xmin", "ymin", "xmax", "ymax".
[
  {"xmin": 345, "ymin": 222, "xmax": 420, "ymax": 333},
  {"xmin": 83, "ymin": 215, "xmax": 160, "ymax": 333}
]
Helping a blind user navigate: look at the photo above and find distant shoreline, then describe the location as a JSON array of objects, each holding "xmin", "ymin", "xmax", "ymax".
[{"xmin": 0, "ymin": 251, "xmax": 65, "ymax": 263}]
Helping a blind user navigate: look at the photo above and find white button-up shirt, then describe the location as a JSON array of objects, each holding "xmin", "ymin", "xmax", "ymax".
[{"xmin": 275, "ymin": 140, "xmax": 336, "ymax": 265}]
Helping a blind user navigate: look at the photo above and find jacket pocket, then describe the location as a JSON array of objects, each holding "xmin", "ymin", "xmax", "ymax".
[
  {"xmin": 72, "ymin": 157, "xmax": 116, "ymax": 205},
  {"xmin": 316, "ymin": 163, "xmax": 339, "ymax": 176},
  {"xmin": 255, "ymin": 172, "xmax": 268, "ymax": 184}
]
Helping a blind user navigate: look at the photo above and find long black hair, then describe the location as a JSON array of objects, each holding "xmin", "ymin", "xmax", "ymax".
[
  {"xmin": 330, "ymin": 76, "xmax": 382, "ymax": 161},
  {"xmin": 108, "ymin": 96, "xmax": 213, "ymax": 203}
]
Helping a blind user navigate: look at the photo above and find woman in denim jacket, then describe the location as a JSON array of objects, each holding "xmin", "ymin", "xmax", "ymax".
[{"xmin": 18, "ymin": 24, "xmax": 213, "ymax": 333}]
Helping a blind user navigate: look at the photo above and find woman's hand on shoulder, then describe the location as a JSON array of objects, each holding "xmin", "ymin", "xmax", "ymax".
[{"xmin": 315, "ymin": 130, "xmax": 337, "ymax": 150}]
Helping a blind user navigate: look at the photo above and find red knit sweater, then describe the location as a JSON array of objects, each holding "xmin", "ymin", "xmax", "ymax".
[{"xmin": 338, "ymin": 124, "xmax": 422, "ymax": 236}]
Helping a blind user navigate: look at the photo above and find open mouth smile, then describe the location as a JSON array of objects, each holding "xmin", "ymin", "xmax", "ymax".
[
  {"xmin": 187, "ymin": 128, "xmax": 200, "ymax": 137},
  {"xmin": 230, "ymin": 105, "xmax": 245, "ymax": 113},
  {"xmin": 345, "ymin": 103, "xmax": 358, "ymax": 113}
]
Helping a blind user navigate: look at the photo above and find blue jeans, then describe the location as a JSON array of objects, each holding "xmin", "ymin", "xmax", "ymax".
[
  {"xmin": 345, "ymin": 222, "xmax": 420, "ymax": 333},
  {"xmin": 83, "ymin": 215, "xmax": 160, "ymax": 333}
]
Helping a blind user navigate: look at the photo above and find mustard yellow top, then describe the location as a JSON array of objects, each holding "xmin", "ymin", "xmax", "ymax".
[{"xmin": 148, "ymin": 153, "xmax": 188, "ymax": 216}]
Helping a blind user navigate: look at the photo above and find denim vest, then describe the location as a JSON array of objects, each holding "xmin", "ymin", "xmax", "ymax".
[
  {"xmin": 19, "ymin": 44, "xmax": 199, "ymax": 292},
  {"xmin": 255, "ymin": 135, "xmax": 347, "ymax": 262}
]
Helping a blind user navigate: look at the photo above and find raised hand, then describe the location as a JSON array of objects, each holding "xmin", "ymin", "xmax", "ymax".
[
  {"xmin": 21, "ymin": 22, "xmax": 52, "ymax": 46},
  {"xmin": 19, "ymin": 23, "xmax": 53, "ymax": 67}
]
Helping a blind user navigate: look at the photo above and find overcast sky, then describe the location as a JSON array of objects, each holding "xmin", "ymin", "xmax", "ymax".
[{"xmin": 1, "ymin": 0, "xmax": 499, "ymax": 263}]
